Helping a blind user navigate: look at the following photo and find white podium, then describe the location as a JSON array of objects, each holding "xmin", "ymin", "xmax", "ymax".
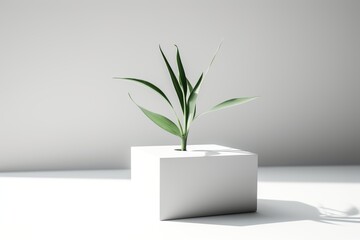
[{"xmin": 131, "ymin": 144, "xmax": 258, "ymax": 220}]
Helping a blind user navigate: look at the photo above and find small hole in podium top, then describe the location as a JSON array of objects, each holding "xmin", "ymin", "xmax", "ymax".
[{"xmin": 174, "ymin": 148, "xmax": 190, "ymax": 151}]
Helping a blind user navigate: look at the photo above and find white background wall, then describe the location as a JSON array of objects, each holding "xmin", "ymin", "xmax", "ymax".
[{"xmin": 1, "ymin": 0, "xmax": 359, "ymax": 171}]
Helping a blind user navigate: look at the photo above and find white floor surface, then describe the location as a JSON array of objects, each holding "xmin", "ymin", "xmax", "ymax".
[{"xmin": 0, "ymin": 166, "xmax": 359, "ymax": 240}]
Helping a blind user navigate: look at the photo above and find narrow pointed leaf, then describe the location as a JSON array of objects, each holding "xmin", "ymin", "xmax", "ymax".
[
  {"xmin": 203, "ymin": 97, "xmax": 258, "ymax": 115},
  {"xmin": 175, "ymin": 45, "xmax": 187, "ymax": 98},
  {"xmin": 204, "ymin": 40, "xmax": 223, "ymax": 76},
  {"xmin": 129, "ymin": 94, "xmax": 182, "ymax": 137},
  {"xmin": 193, "ymin": 105, "xmax": 197, "ymax": 120},
  {"xmin": 159, "ymin": 45, "xmax": 184, "ymax": 112},
  {"xmin": 185, "ymin": 41, "xmax": 223, "ymax": 127},
  {"xmin": 186, "ymin": 77, "xmax": 193, "ymax": 93},
  {"xmin": 114, "ymin": 77, "xmax": 173, "ymax": 107},
  {"xmin": 186, "ymin": 73, "xmax": 204, "ymax": 127}
]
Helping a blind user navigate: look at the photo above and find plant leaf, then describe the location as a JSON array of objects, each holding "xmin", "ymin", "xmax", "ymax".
[
  {"xmin": 175, "ymin": 45, "xmax": 187, "ymax": 98},
  {"xmin": 128, "ymin": 93, "xmax": 182, "ymax": 137},
  {"xmin": 159, "ymin": 45, "xmax": 184, "ymax": 113},
  {"xmin": 114, "ymin": 77, "xmax": 173, "ymax": 107},
  {"xmin": 186, "ymin": 41, "xmax": 223, "ymax": 128},
  {"xmin": 186, "ymin": 77, "xmax": 193, "ymax": 93},
  {"xmin": 202, "ymin": 97, "xmax": 258, "ymax": 116},
  {"xmin": 193, "ymin": 105, "xmax": 197, "ymax": 120},
  {"xmin": 186, "ymin": 73, "xmax": 204, "ymax": 128},
  {"xmin": 204, "ymin": 40, "xmax": 223, "ymax": 76}
]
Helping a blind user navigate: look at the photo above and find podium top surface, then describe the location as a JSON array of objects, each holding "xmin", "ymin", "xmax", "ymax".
[{"xmin": 131, "ymin": 144, "xmax": 257, "ymax": 158}]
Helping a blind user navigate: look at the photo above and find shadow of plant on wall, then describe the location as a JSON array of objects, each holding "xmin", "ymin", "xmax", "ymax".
[{"xmin": 173, "ymin": 199, "xmax": 360, "ymax": 226}]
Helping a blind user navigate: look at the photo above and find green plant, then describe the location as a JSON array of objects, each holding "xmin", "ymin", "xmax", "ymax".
[{"xmin": 114, "ymin": 43, "xmax": 257, "ymax": 151}]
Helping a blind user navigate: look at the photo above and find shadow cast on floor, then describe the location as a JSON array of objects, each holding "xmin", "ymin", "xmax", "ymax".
[
  {"xmin": 0, "ymin": 169, "xmax": 131, "ymax": 180},
  {"xmin": 173, "ymin": 199, "xmax": 360, "ymax": 227}
]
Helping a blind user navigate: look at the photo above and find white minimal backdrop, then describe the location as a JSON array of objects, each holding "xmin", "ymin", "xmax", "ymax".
[{"xmin": 1, "ymin": 0, "xmax": 360, "ymax": 171}]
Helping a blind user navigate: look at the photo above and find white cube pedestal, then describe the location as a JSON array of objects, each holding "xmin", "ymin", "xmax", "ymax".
[{"xmin": 131, "ymin": 144, "xmax": 258, "ymax": 220}]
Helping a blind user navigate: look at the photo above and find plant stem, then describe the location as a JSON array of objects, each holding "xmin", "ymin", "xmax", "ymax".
[{"xmin": 180, "ymin": 134, "xmax": 188, "ymax": 151}]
